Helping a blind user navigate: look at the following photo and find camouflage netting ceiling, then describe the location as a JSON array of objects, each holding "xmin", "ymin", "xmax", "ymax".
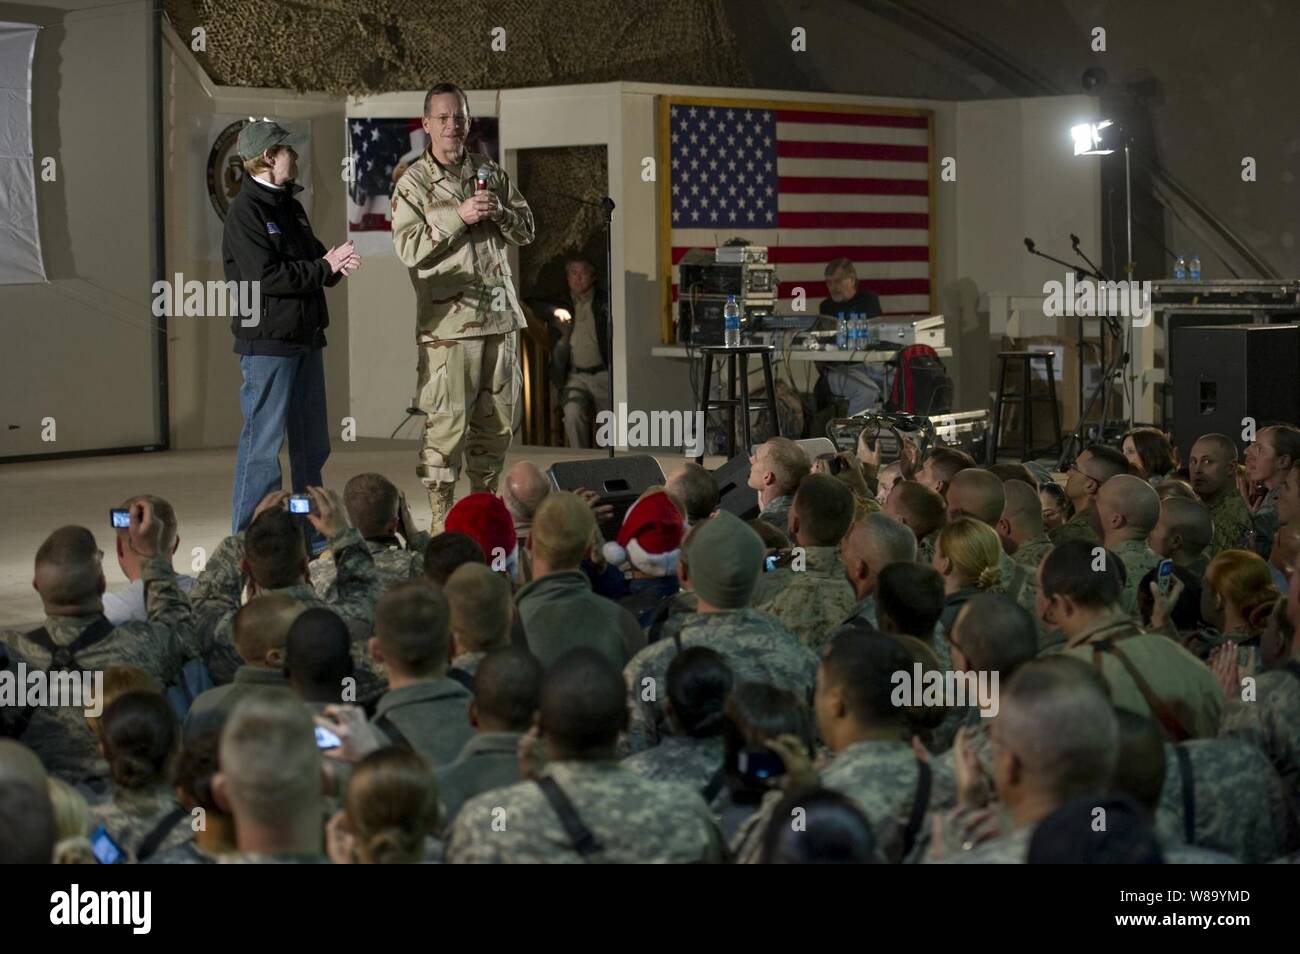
[{"xmin": 166, "ymin": 0, "xmax": 749, "ymax": 94}]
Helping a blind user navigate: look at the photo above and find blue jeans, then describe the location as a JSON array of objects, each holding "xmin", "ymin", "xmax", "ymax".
[
  {"xmin": 826, "ymin": 364, "xmax": 888, "ymax": 416},
  {"xmin": 232, "ymin": 350, "xmax": 330, "ymax": 554}
]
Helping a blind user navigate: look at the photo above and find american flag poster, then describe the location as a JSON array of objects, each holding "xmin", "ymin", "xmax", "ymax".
[
  {"xmin": 346, "ymin": 116, "xmax": 499, "ymax": 244},
  {"xmin": 660, "ymin": 97, "xmax": 934, "ymax": 341}
]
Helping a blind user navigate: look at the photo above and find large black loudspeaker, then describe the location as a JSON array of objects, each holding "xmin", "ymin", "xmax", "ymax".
[
  {"xmin": 546, "ymin": 455, "xmax": 666, "ymax": 537},
  {"xmin": 711, "ymin": 453, "xmax": 758, "ymax": 519},
  {"xmin": 1171, "ymin": 324, "xmax": 1300, "ymax": 458}
]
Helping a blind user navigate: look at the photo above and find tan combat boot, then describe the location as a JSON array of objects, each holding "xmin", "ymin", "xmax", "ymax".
[{"xmin": 427, "ymin": 482, "xmax": 457, "ymax": 534}]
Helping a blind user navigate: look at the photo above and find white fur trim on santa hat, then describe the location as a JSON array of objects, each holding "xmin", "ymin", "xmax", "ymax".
[{"xmin": 623, "ymin": 537, "xmax": 679, "ymax": 577}]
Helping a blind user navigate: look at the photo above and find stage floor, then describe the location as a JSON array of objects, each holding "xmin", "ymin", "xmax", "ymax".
[{"xmin": 0, "ymin": 439, "xmax": 710, "ymax": 630}]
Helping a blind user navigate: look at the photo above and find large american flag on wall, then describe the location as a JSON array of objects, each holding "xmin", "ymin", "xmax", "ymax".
[{"xmin": 660, "ymin": 97, "xmax": 934, "ymax": 340}]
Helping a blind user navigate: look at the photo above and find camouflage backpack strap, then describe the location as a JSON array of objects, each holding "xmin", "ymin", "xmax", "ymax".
[
  {"xmin": 1090, "ymin": 638, "xmax": 1191, "ymax": 742},
  {"xmin": 136, "ymin": 806, "xmax": 190, "ymax": 862},
  {"xmin": 534, "ymin": 776, "xmax": 603, "ymax": 861},
  {"xmin": 1173, "ymin": 745, "xmax": 1196, "ymax": 845},
  {"xmin": 901, "ymin": 757, "xmax": 932, "ymax": 860},
  {"xmin": 10, "ymin": 617, "xmax": 117, "ymax": 740}
]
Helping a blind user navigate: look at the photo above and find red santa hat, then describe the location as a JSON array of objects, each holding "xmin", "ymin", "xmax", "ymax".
[
  {"xmin": 602, "ymin": 490, "xmax": 685, "ymax": 577},
  {"xmin": 446, "ymin": 493, "xmax": 518, "ymax": 575}
]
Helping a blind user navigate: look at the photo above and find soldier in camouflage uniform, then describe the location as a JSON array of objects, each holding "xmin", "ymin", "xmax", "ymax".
[
  {"xmin": 621, "ymin": 513, "xmax": 818, "ymax": 755},
  {"xmin": 447, "ymin": 650, "xmax": 726, "ymax": 863},
  {"xmin": 1156, "ymin": 737, "xmax": 1292, "ymax": 862},
  {"xmin": 748, "ymin": 438, "xmax": 810, "ymax": 541},
  {"xmin": 751, "ymin": 475, "xmax": 858, "ymax": 651},
  {"xmin": 89, "ymin": 781, "xmax": 191, "ymax": 860},
  {"xmin": 189, "ymin": 489, "xmax": 383, "ymax": 700},
  {"xmin": 1094, "ymin": 475, "xmax": 1165, "ymax": 619},
  {"xmin": 883, "ymin": 479, "xmax": 946, "ymax": 568},
  {"xmin": 1189, "ymin": 434, "xmax": 1255, "ymax": 558},
  {"xmin": 391, "ymin": 83, "xmax": 534, "ymax": 530},
  {"xmin": 309, "ymin": 474, "xmax": 426, "ymax": 600},
  {"xmin": 0, "ymin": 505, "xmax": 198, "ymax": 784},
  {"xmin": 997, "ymin": 478, "xmax": 1052, "ymax": 572},
  {"xmin": 733, "ymin": 632, "xmax": 955, "ymax": 864},
  {"xmin": 1049, "ymin": 446, "xmax": 1127, "ymax": 546},
  {"xmin": 1244, "ymin": 425, "xmax": 1300, "ymax": 559}
]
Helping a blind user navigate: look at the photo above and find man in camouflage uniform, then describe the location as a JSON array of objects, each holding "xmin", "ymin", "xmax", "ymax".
[
  {"xmin": 0, "ymin": 504, "xmax": 198, "ymax": 783},
  {"xmin": 1156, "ymin": 737, "xmax": 1291, "ymax": 862},
  {"xmin": 1147, "ymin": 496, "xmax": 1213, "ymax": 580},
  {"xmin": 1037, "ymin": 541, "xmax": 1222, "ymax": 738},
  {"xmin": 1244, "ymin": 425, "xmax": 1300, "ymax": 559},
  {"xmin": 1189, "ymin": 433, "xmax": 1255, "ymax": 559},
  {"xmin": 391, "ymin": 83, "xmax": 534, "ymax": 530},
  {"xmin": 747, "ymin": 437, "xmax": 810, "ymax": 541},
  {"xmin": 1050, "ymin": 445, "xmax": 1128, "ymax": 546},
  {"xmin": 937, "ymin": 658, "xmax": 1119, "ymax": 864},
  {"xmin": 189, "ymin": 488, "xmax": 382, "ymax": 700},
  {"xmin": 840, "ymin": 510, "xmax": 918, "ymax": 629},
  {"xmin": 621, "ymin": 512, "xmax": 818, "ymax": 755},
  {"xmin": 734, "ymin": 631, "xmax": 955, "ymax": 864},
  {"xmin": 998, "ymin": 479, "xmax": 1053, "ymax": 572},
  {"xmin": 883, "ymin": 479, "xmax": 946, "ymax": 567},
  {"xmin": 308, "ymin": 474, "xmax": 425, "ymax": 600},
  {"xmin": 447, "ymin": 651, "xmax": 726, "ymax": 863},
  {"xmin": 752, "ymin": 475, "xmax": 858, "ymax": 651},
  {"xmin": 1096, "ymin": 475, "xmax": 1164, "ymax": 619}
]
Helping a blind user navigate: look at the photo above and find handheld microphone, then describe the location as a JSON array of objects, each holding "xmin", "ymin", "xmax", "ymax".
[
  {"xmin": 1023, "ymin": 237, "xmax": 1036, "ymax": 252},
  {"xmin": 475, "ymin": 164, "xmax": 490, "ymax": 193}
]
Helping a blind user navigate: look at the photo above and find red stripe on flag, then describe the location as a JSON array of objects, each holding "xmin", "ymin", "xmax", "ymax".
[
  {"xmin": 777, "ymin": 211, "xmax": 928, "ymax": 230},
  {"xmin": 777, "ymin": 141, "xmax": 928, "ymax": 162},
  {"xmin": 670, "ymin": 246, "xmax": 929, "ymax": 265},
  {"xmin": 778, "ymin": 175, "xmax": 929, "ymax": 196},
  {"xmin": 775, "ymin": 110, "xmax": 929, "ymax": 129}
]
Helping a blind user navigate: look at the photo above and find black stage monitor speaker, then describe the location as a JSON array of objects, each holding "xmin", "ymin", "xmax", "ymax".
[
  {"xmin": 1171, "ymin": 324, "xmax": 1300, "ymax": 459},
  {"xmin": 546, "ymin": 455, "xmax": 666, "ymax": 537},
  {"xmin": 712, "ymin": 453, "xmax": 759, "ymax": 520}
]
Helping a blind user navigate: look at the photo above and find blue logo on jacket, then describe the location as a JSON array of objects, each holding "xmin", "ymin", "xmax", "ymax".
[{"xmin": 266, "ymin": 222, "xmax": 281, "ymax": 235}]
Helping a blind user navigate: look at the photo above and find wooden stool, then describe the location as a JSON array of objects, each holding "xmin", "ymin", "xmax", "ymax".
[
  {"xmin": 694, "ymin": 344, "xmax": 779, "ymax": 463},
  {"xmin": 989, "ymin": 351, "xmax": 1063, "ymax": 462}
]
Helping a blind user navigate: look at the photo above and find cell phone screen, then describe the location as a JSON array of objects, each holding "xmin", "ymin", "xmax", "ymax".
[
  {"xmin": 110, "ymin": 508, "xmax": 130, "ymax": 529},
  {"xmin": 1157, "ymin": 559, "xmax": 1174, "ymax": 595},
  {"xmin": 90, "ymin": 825, "xmax": 125, "ymax": 864},
  {"xmin": 289, "ymin": 495, "xmax": 312, "ymax": 514},
  {"xmin": 315, "ymin": 725, "xmax": 342, "ymax": 750}
]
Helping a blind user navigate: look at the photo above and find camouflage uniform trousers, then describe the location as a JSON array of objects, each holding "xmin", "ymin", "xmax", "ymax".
[
  {"xmin": 416, "ymin": 331, "xmax": 520, "ymax": 492},
  {"xmin": 445, "ymin": 759, "xmax": 726, "ymax": 863},
  {"xmin": 1156, "ymin": 737, "xmax": 1294, "ymax": 863}
]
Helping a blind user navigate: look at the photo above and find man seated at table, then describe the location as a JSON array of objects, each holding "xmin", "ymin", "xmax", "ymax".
[{"xmin": 815, "ymin": 257, "xmax": 885, "ymax": 416}]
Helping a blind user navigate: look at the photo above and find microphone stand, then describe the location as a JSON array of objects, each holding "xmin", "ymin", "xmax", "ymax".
[{"xmin": 548, "ymin": 190, "xmax": 617, "ymax": 459}]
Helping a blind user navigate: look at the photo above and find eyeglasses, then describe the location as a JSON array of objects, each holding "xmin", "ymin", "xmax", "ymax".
[
  {"xmin": 433, "ymin": 113, "xmax": 468, "ymax": 127},
  {"xmin": 1068, "ymin": 461, "xmax": 1099, "ymax": 484}
]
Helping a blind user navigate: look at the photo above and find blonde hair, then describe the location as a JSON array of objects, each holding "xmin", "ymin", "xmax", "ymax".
[
  {"xmin": 1206, "ymin": 549, "xmax": 1279, "ymax": 633},
  {"xmin": 241, "ymin": 145, "xmax": 285, "ymax": 178},
  {"xmin": 345, "ymin": 748, "xmax": 439, "ymax": 864},
  {"xmin": 937, "ymin": 517, "xmax": 1002, "ymax": 590},
  {"xmin": 531, "ymin": 492, "xmax": 596, "ymax": 568},
  {"xmin": 47, "ymin": 778, "xmax": 94, "ymax": 864}
]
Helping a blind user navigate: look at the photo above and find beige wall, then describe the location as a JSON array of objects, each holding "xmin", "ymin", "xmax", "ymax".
[
  {"xmin": 162, "ymin": 25, "xmax": 351, "ymax": 451},
  {"xmin": 0, "ymin": 0, "xmax": 160, "ymax": 459}
]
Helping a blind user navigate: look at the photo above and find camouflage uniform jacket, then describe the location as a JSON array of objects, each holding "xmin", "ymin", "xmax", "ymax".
[
  {"xmin": 189, "ymin": 528, "xmax": 383, "ymax": 699},
  {"xmin": 1202, "ymin": 487, "xmax": 1255, "ymax": 559},
  {"xmin": 1250, "ymin": 483, "xmax": 1282, "ymax": 560},
  {"xmin": 940, "ymin": 822, "xmax": 1034, "ymax": 864},
  {"xmin": 757, "ymin": 494, "xmax": 794, "ymax": 539},
  {"xmin": 734, "ymin": 738, "xmax": 956, "ymax": 864},
  {"xmin": 1156, "ymin": 737, "xmax": 1293, "ymax": 863},
  {"xmin": 391, "ymin": 149, "xmax": 534, "ymax": 341},
  {"xmin": 308, "ymin": 535, "xmax": 423, "ymax": 600},
  {"xmin": 752, "ymin": 545, "xmax": 858, "ymax": 652},
  {"xmin": 1049, "ymin": 506, "xmax": 1098, "ymax": 546},
  {"xmin": 145, "ymin": 841, "xmax": 220, "ymax": 865},
  {"xmin": 219, "ymin": 852, "xmax": 329, "ymax": 864},
  {"xmin": 1110, "ymin": 538, "xmax": 1164, "ymax": 619},
  {"xmin": 1060, "ymin": 616, "xmax": 1223, "ymax": 739},
  {"xmin": 435, "ymin": 730, "xmax": 525, "ymax": 832},
  {"xmin": 88, "ymin": 784, "xmax": 192, "ymax": 860},
  {"xmin": 621, "ymin": 608, "xmax": 817, "ymax": 756},
  {"xmin": 1220, "ymin": 666, "xmax": 1300, "ymax": 825},
  {"xmin": 445, "ymin": 759, "xmax": 726, "ymax": 863},
  {"xmin": 0, "ymin": 556, "xmax": 198, "ymax": 783},
  {"xmin": 621, "ymin": 734, "xmax": 725, "ymax": 801},
  {"xmin": 644, "ymin": 588, "xmax": 699, "ymax": 646},
  {"xmin": 992, "ymin": 549, "xmax": 1034, "ymax": 613},
  {"xmin": 1011, "ymin": 533, "xmax": 1053, "ymax": 571}
]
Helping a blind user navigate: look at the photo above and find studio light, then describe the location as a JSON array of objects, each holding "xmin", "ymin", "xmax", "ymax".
[{"xmin": 1071, "ymin": 119, "xmax": 1115, "ymax": 156}]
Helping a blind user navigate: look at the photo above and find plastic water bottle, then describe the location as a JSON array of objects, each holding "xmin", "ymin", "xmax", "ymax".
[
  {"xmin": 851, "ymin": 313, "xmax": 862, "ymax": 349},
  {"xmin": 1173, "ymin": 255, "xmax": 1186, "ymax": 280},
  {"xmin": 723, "ymin": 295, "xmax": 741, "ymax": 348},
  {"xmin": 1189, "ymin": 254, "xmax": 1201, "ymax": 281},
  {"xmin": 836, "ymin": 312, "xmax": 848, "ymax": 349}
]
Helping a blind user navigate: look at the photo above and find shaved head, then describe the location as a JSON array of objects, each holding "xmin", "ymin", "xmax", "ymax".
[
  {"xmin": 1148, "ymin": 497, "xmax": 1212, "ymax": 561},
  {"xmin": 233, "ymin": 592, "xmax": 305, "ymax": 666},
  {"xmin": 1189, "ymin": 433, "xmax": 1240, "ymax": 500},
  {"xmin": 1096, "ymin": 474, "xmax": 1161, "ymax": 539},
  {"xmin": 1000, "ymin": 479, "xmax": 1044, "ymax": 539},
  {"xmin": 33, "ymin": 526, "xmax": 105, "ymax": 611},
  {"xmin": 502, "ymin": 461, "xmax": 550, "ymax": 523},
  {"xmin": 946, "ymin": 469, "xmax": 1005, "ymax": 526},
  {"xmin": 885, "ymin": 480, "xmax": 947, "ymax": 541}
]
